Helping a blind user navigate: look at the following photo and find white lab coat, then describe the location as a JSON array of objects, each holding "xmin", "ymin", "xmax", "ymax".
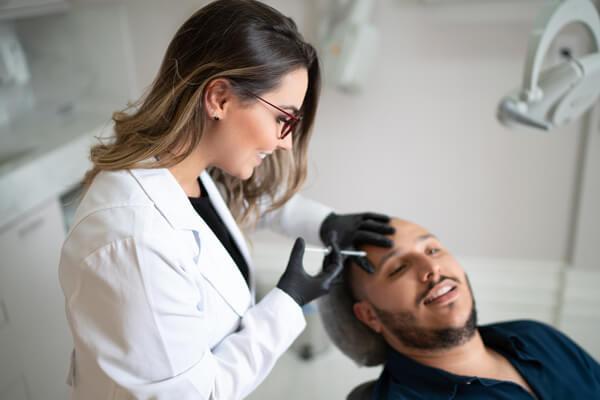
[{"xmin": 58, "ymin": 166, "xmax": 333, "ymax": 400}]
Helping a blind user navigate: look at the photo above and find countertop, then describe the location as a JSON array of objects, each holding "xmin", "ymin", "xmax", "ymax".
[{"xmin": 0, "ymin": 103, "xmax": 113, "ymax": 230}]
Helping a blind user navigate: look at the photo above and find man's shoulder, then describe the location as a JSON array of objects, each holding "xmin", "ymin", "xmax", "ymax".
[
  {"xmin": 482, "ymin": 319, "xmax": 553, "ymax": 333},
  {"xmin": 480, "ymin": 319, "xmax": 576, "ymax": 350},
  {"xmin": 482, "ymin": 319, "xmax": 564, "ymax": 337}
]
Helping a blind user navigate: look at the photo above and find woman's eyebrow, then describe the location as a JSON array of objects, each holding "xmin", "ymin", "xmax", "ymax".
[{"xmin": 281, "ymin": 105, "xmax": 300, "ymax": 114}]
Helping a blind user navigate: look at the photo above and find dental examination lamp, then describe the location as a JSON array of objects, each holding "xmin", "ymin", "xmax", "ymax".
[{"xmin": 497, "ymin": 0, "xmax": 600, "ymax": 131}]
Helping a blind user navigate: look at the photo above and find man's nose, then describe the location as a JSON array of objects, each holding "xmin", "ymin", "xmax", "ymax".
[
  {"xmin": 416, "ymin": 256, "xmax": 441, "ymax": 283},
  {"xmin": 276, "ymin": 133, "xmax": 293, "ymax": 151}
]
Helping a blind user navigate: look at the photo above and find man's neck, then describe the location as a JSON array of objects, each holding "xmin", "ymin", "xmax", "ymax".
[{"xmin": 389, "ymin": 329, "xmax": 495, "ymax": 377}]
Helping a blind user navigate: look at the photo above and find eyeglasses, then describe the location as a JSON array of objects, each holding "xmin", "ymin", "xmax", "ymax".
[{"xmin": 252, "ymin": 94, "xmax": 302, "ymax": 140}]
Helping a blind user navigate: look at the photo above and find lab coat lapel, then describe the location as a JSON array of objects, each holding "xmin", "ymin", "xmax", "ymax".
[
  {"xmin": 200, "ymin": 171, "xmax": 256, "ymax": 298},
  {"xmin": 130, "ymin": 167, "xmax": 251, "ymax": 316},
  {"xmin": 130, "ymin": 167, "xmax": 204, "ymax": 232}
]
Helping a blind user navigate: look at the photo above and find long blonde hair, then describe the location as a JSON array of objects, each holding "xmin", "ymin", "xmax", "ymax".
[{"xmin": 83, "ymin": 0, "xmax": 321, "ymax": 228}]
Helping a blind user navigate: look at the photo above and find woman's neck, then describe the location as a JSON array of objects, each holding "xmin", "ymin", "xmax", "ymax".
[{"xmin": 167, "ymin": 147, "xmax": 210, "ymax": 197}]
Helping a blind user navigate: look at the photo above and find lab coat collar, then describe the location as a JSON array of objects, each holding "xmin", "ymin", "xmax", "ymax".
[
  {"xmin": 130, "ymin": 167, "xmax": 205, "ymax": 232},
  {"xmin": 130, "ymin": 166, "xmax": 253, "ymax": 314}
]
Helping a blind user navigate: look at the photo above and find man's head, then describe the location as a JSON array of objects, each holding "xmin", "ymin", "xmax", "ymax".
[{"xmin": 319, "ymin": 218, "xmax": 477, "ymax": 364}]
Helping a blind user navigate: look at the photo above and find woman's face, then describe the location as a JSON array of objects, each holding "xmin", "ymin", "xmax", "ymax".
[{"xmin": 207, "ymin": 67, "xmax": 309, "ymax": 180}]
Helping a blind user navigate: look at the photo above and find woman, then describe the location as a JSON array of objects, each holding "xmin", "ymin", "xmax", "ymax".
[{"xmin": 59, "ymin": 1, "xmax": 394, "ymax": 399}]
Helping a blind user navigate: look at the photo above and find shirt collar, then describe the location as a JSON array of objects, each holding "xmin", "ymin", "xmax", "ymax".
[
  {"xmin": 478, "ymin": 324, "xmax": 541, "ymax": 364},
  {"xmin": 385, "ymin": 324, "xmax": 542, "ymax": 399},
  {"xmin": 385, "ymin": 345, "xmax": 466, "ymax": 400}
]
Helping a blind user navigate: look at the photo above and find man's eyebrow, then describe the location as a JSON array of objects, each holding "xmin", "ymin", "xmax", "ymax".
[{"xmin": 376, "ymin": 233, "xmax": 437, "ymax": 270}]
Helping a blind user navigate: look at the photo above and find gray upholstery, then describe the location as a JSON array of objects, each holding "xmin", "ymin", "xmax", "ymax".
[
  {"xmin": 317, "ymin": 284, "xmax": 386, "ymax": 366},
  {"xmin": 347, "ymin": 380, "xmax": 377, "ymax": 400}
]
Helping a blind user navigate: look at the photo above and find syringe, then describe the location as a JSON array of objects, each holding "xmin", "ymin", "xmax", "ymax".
[{"xmin": 304, "ymin": 246, "xmax": 367, "ymax": 257}]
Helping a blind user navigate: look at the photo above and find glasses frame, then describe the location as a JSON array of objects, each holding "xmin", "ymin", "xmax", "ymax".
[{"xmin": 252, "ymin": 94, "xmax": 301, "ymax": 140}]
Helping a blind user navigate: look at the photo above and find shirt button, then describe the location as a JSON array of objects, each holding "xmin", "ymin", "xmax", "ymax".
[{"xmin": 196, "ymin": 302, "xmax": 203, "ymax": 311}]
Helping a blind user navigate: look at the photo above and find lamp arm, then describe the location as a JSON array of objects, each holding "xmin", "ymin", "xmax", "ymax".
[{"xmin": 522, "ymin": 0, "xmax": 600, "ymax": 101}]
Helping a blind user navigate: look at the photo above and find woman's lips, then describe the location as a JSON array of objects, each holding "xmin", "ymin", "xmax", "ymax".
[{"xmin": 256, "ymin": 153, "xmax": 270, "ymax": 165}]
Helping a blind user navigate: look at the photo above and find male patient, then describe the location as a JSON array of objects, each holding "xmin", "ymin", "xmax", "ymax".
[{"xmin": 319, "ymin": 218, "xmax": 600, "ymax": 399}]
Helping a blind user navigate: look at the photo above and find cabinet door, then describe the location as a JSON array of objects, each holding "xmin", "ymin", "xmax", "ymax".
[
  {"xmin": 0, "ymin": 198, "xmax": 71, "ymax": 400},
  {"xmin": 0, "ymin": 286, "xmax": 27, "ymax": 399}
]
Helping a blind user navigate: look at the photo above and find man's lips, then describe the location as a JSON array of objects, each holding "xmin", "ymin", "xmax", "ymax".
[{"xmin": 421, "ymin": 279, "xmax": 458, "ymax": 306}]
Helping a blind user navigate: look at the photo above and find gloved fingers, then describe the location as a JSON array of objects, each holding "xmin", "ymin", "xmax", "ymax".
[
  {"xmin": 328, "ymin": 269, "xmax": 346, "ymax": 286},
  {"xmin": 358, "ymin": 220, "xmax": 396, "ymax": 235},
  {"xmin": 322, "ymin": 237, "xmax": 342, "ymax": 272},
  {"xmin": 352, "ymin": 255, "xmax": 375, "ymax": 274},
  {"xmin": 322, "ymin": 253, "xmax": 345, "ymax": 289},
  {"xmin": 288, "ymin": 237, "xmax": 306, "ymax": 265},
  {"xmin": 324, "ymin": 230, "xmax": 339, "ymax": 247},
  {"xmin": 360, "ymin": 212, "xmax": 392, "ymax": 223},
  {"xmin": 353, "ymin": 231, "xmax": 394, "ymax": 248}
]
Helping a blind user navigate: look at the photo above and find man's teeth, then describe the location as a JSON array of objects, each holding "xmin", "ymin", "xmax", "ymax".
[
  {"xmin": 258, "ymin": 153, "xmax": 267, "ymax": 159},
  {"xmin": 425, "ymin": 286, "xmax": 453, "ymax": 304}
]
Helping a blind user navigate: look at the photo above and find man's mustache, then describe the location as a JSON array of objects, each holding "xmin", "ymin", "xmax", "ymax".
[{"xmin": 416, "ymin": 275, "xmax": 460, "ymax": 306}]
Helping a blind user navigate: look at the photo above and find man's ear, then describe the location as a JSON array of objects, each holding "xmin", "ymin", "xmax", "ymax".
[
  {"xmin": 204, "ymin": 78, "xmax": 232, "ymax": 120},
  {"xmin": 353, "ymin": 301, "xmax": 382, "ymax": 334}
]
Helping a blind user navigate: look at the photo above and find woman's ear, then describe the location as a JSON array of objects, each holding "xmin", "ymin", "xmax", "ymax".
[
  {"xmin": 353, "ymin": 301, "xmax": 382, "ymax": 334},
  {"xmin": 204, "ymin": 78, "xmax": 232, "ymax": 120}
]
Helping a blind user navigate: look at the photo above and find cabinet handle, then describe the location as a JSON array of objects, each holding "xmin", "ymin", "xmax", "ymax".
[
  {"xmin": 17, "ymin": 217, "xmax": 44, "ymax": 239},
  {"xmin": 0, "ymin": 299, "xmax": 9, "ymax": 329}
]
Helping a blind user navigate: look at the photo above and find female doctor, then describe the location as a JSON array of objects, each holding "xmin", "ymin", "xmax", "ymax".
[{"xmin": 58, "ymin": 1, "xmax": 395, "ymax": 399}]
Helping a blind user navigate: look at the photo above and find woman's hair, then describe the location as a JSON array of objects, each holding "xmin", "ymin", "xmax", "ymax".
[{"xmin": 83, "ymin": 0, "xmax": 321, "ymax": 227}]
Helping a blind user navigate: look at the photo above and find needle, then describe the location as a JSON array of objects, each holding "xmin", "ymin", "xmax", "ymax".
[{"xmin": 304, "ymin": 246, "xmax": 367, "ymax": 257}]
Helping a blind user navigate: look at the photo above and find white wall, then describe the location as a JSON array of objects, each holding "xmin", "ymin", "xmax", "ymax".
[{"xmin": 16, "ymin": 2, "xmax": 133, "ymax": 112}]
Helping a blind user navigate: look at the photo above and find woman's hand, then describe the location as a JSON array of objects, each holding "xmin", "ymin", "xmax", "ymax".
[
  {"xmin": 276, "ymin": 234, "xmax": 344, "ymax": 307},
  {"xmin": 319, "ymin": 212, "xmax": 395, "ymax": 273}
]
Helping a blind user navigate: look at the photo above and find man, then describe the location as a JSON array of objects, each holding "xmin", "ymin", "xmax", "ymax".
[{"xmin": 319, "ymin": 218, "xmax": 600, "ymax": 399}]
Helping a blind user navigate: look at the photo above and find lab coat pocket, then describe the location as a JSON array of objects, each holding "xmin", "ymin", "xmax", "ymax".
[{"xmin": 194, "ymin": 236, "xmax": 250, "ymax": 316}]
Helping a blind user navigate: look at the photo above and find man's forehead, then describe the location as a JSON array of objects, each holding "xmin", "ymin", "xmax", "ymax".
[{"xmin": 361, "ymin": 219, "xmax": 435, "ymax": 269}]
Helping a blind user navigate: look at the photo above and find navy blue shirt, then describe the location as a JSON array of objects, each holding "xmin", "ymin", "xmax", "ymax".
[{"xmin": 372, "ymin": 320, "xmax": 600, "ymax": 399}]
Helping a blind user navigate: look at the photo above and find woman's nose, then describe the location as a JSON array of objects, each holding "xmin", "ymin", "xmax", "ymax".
[{"xmin": 276, "ymin": 133, "xmax": 293, "ymax": 151}]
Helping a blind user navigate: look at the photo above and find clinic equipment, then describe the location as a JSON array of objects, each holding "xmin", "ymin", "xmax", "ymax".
[
  {"xmin": 305, "ymin": 246, "xmax": 367, "ymax": 257},
  {"xmin": 319, "ymin": 0, "xmax": 378, "ymax": 92},
  {"xmin": 497, "ymin": 0, "xmax": 600, "ymax": 131}
]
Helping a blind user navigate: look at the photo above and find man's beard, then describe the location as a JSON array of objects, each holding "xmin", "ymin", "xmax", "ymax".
[{"xmin": 372, "ymin": 277, "xmax": 477, "ymax": 351}]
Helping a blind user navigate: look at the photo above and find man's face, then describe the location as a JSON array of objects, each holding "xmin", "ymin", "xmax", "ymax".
[{"xmin": 349, "ymin": 219, "xmax": 476, "ymax": 351}]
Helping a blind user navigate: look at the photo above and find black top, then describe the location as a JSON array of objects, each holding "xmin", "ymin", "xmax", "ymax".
[
  {"xmin": 372, "ymin": 320, "xmax": 600, "ymax": 399},
  {"xmin": 188, "ymin": 179, "xmax": 250, "ymax": 286}
]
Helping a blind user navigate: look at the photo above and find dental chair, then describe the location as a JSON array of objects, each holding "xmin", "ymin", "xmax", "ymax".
[{"xmin": 347, "ymin": 380, "xmax": 377, "ymax": 400}]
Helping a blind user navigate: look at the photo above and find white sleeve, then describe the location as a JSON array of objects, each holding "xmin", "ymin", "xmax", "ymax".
[
  {"xmin": 64, "ymin": 237, "xmax": 305, "ymax": 400},
  {"xmin": 257, "ymin": 194, "xmax": 334, "ymax": 245}
]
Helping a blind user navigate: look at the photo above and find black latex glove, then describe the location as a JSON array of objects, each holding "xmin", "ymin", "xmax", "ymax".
[
  {"xmin": 319, "ymin": 212, "xmax": 395, "ymax": 273},
  {"xmin": 277, "ymin": 235, "xmax": 344, "ymax": 307}
]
